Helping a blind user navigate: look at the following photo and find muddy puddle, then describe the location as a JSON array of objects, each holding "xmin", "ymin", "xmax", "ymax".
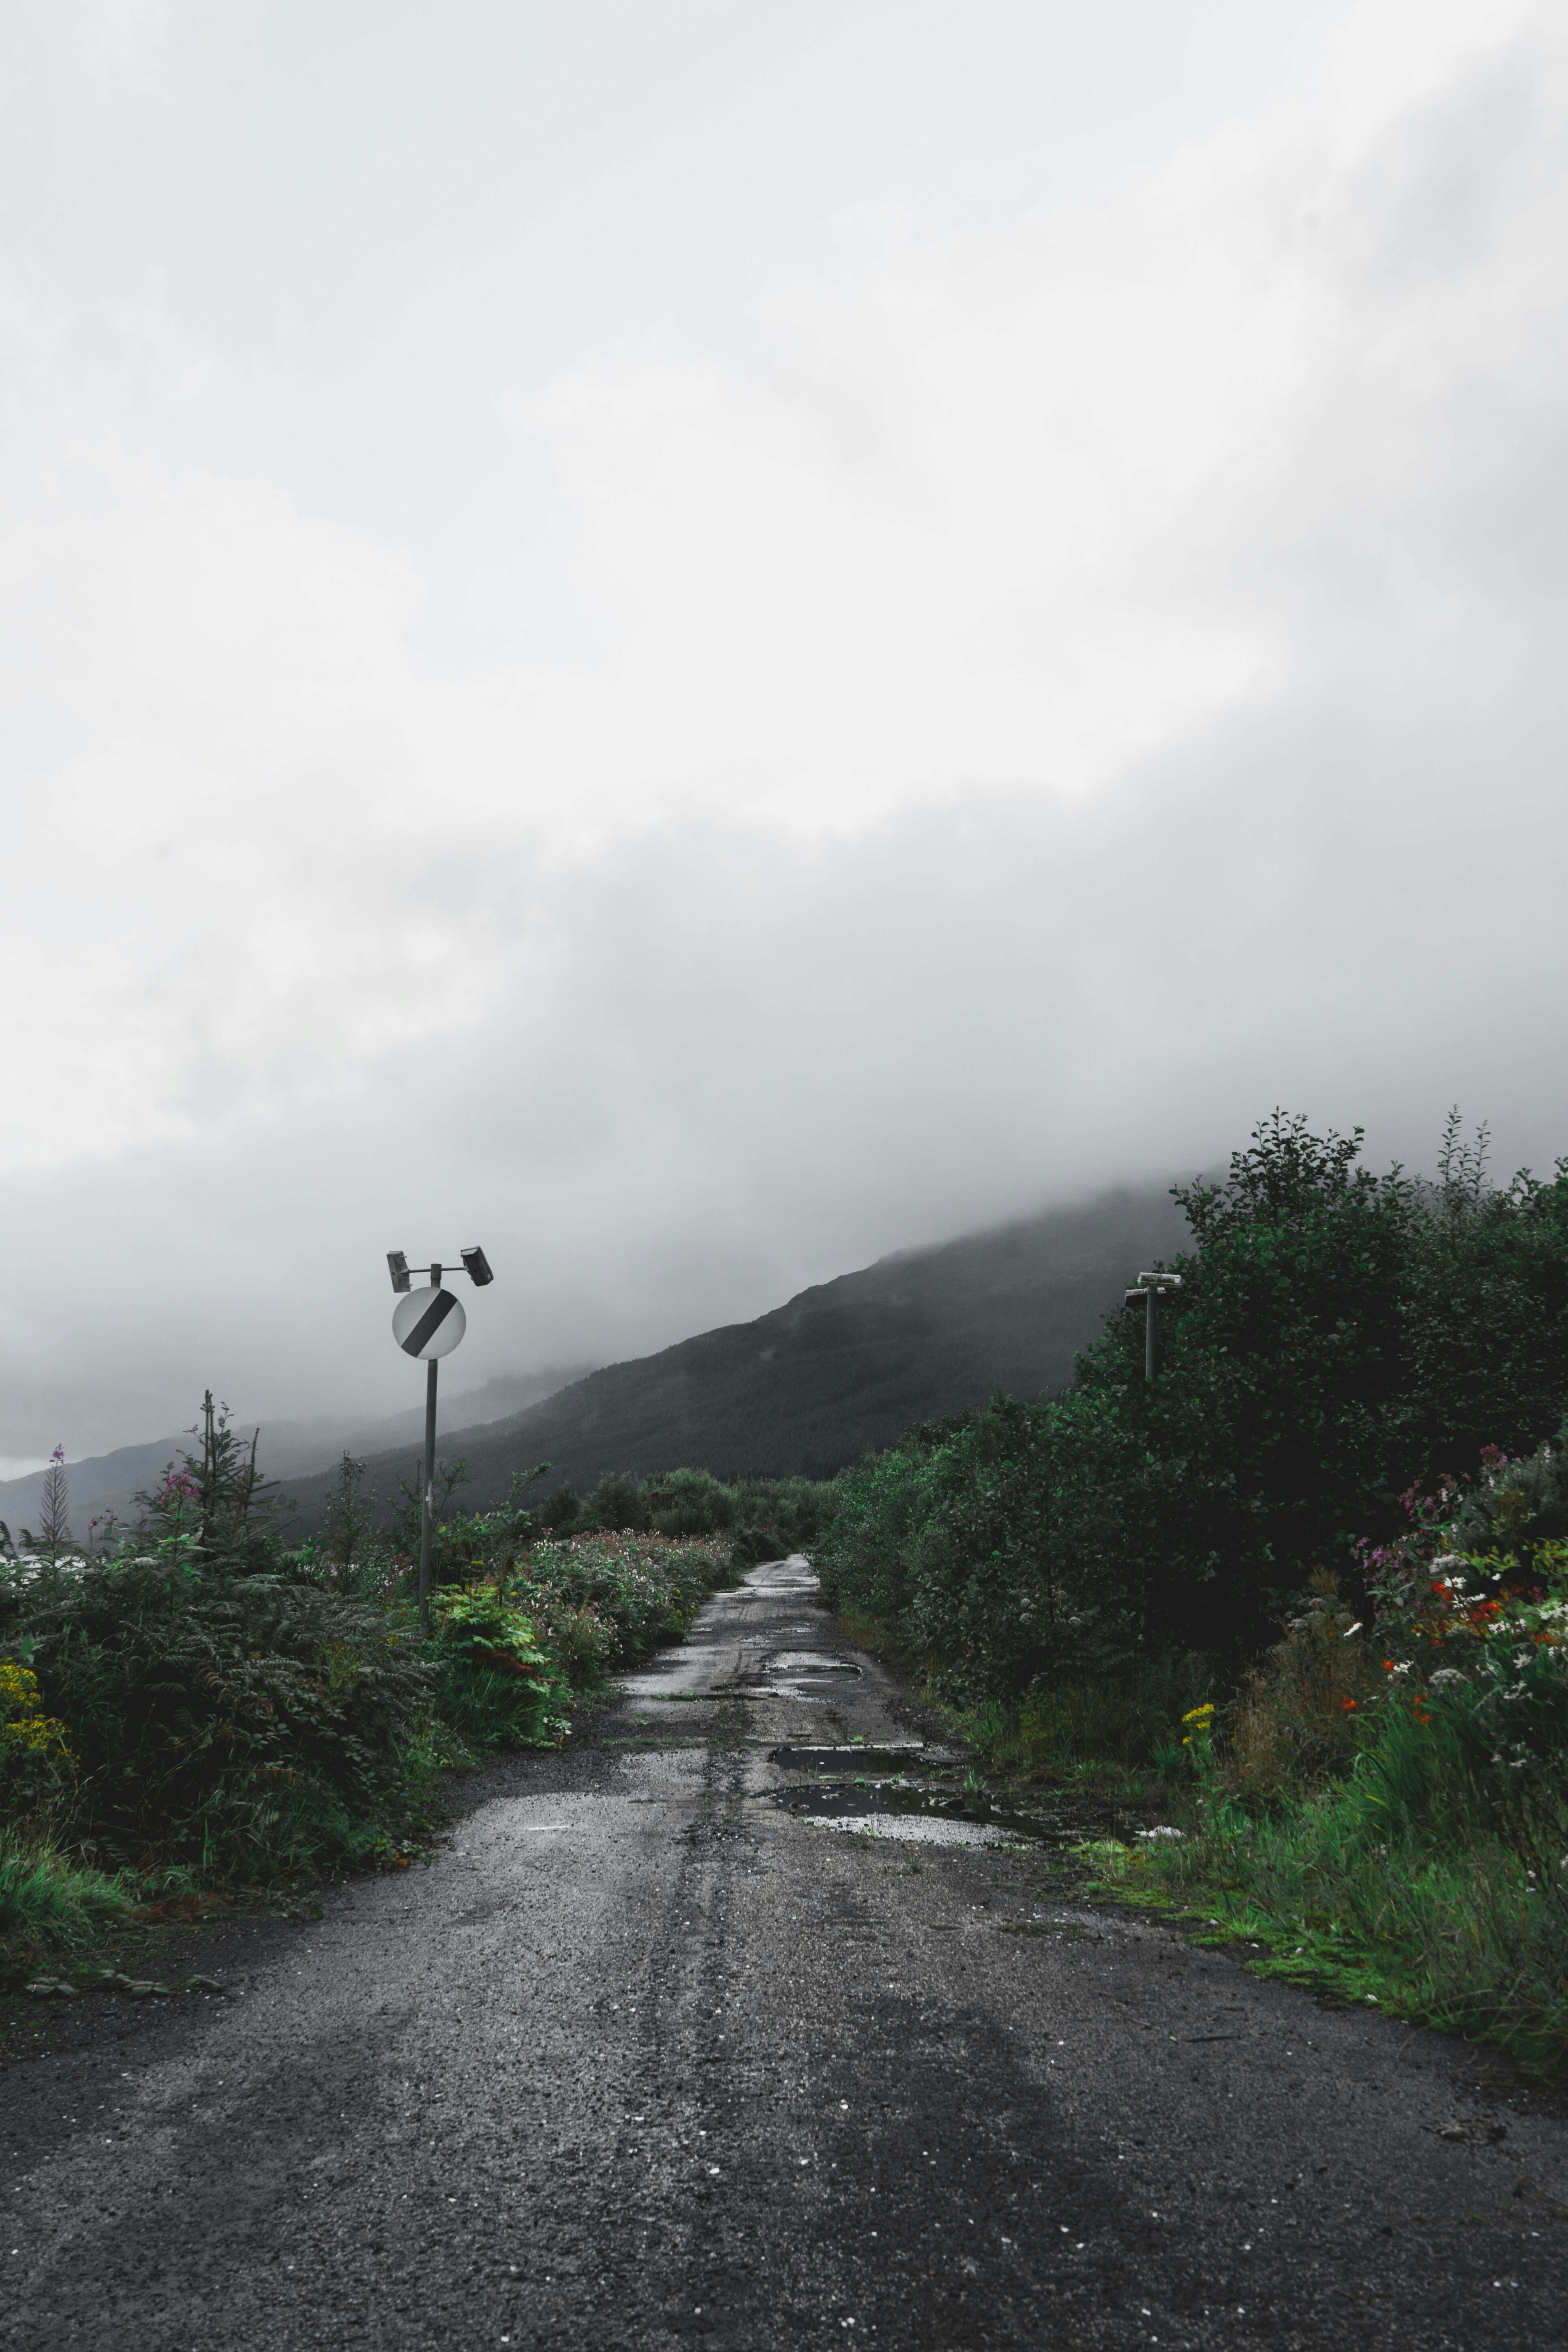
[
  {"xmin": 769, "ymin": 1766, "xmax": 1155, "ymax": 1853},
  {"xmin": 773, "ymin": 1774, "xmax": 1075, "ymax": 1849},
  {"xmin": 764, "ymin": 1652, "xmax": 863, "ymax": 1678}
]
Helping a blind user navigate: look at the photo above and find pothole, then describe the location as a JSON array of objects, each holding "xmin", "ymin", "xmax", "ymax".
[
  {"xmin": 764, "ymin": 1652, "xmax": 862, "ymax": 1677},
  {"xmin": 773, "ymin": 1778, "xmax": 1055, "ymax": 1847},
  {"xmin": 801, "ymin": 1812, "xmax": 1032, "ymax": 1849}
]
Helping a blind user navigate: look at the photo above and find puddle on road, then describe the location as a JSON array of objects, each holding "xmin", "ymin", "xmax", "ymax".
[
  {"xmin": 764, "ymin": 1652, "xmax": 862, "ymax": 1677},
  {"xmin": 771, "ymin": 1772, "xmax": 1142, "ymax": 1855},
  {"xmin": 802, "ymin": 1812, "xmax": 1032, "ymax": 1848},
  {"xmin": 774, "ymin": 1776, "xmax": 1054, "ymax": 1849}
]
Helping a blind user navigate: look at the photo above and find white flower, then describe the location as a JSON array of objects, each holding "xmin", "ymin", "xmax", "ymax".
[{"xmin": 1428, "ymin": 1667, "xmax": 1469, "ymax": 1687}]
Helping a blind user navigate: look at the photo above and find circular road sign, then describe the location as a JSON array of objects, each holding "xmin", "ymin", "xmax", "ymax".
[{"xmin": 392, "ymin": 1285, "xmax": 467, "ymax": 1360}]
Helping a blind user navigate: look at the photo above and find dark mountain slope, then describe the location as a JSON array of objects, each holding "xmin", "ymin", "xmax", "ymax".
[{"xmin": 282, "ymin": 1182, "xmax": 1192, "ymax": 1532}]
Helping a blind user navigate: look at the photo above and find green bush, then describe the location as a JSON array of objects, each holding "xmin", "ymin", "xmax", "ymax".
[
  {"xmin": 510, "ymin": 1531, "xmax": 732, "ymax": 1669},
  {"xmin": 1118, "ymin": 1424, "xmax": 1568, "ymax": 2073},
  {"xmin": 429, "ymin": 1585, "xmax": 569, "ymax": 1751},
  {"xmin": 8, "ymin": 1557, "xmax": 438, "ymax": 1879},
  {"xmin": 814, "ymin": 1112, "xmax": 1568, "ymax": 1690},
  {"xmin": 0, "ymin": 1657, "xmax": 78, "ymax": 1824}
]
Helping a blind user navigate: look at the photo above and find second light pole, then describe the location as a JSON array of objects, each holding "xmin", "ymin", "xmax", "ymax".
[{"xmin": 1124, "ymin": 1268, "xmax": 1183, "ymax": 1381}]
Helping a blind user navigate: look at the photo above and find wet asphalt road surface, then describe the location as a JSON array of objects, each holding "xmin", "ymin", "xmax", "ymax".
[{"xmin": 5, "ymin": 1557, "xmax": 1568, "ymax": 2350}]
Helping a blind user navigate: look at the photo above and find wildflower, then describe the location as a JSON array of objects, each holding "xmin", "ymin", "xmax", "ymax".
[{"xmin": 1341, "ymin": 1697, "xmax": 1358, "ymax": 1712}]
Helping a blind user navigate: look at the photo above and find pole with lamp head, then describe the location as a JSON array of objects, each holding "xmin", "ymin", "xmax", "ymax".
[{"xmin": 1124, "ymin": 1270, "xmax": 1183, "ymax": 1381}]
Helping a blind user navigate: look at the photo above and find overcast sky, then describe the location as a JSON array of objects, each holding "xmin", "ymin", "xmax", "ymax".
[{"xmin": 4, "ymin": 0, "xmax": 1566, "ymax": 1467}]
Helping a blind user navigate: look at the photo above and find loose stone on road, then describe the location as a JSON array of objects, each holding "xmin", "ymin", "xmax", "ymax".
[{"xmin": 4, "ymin": 1559, "xmax": 1567, "ymax": 2348}]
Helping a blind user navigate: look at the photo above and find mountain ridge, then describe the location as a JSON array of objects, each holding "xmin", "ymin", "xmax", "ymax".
[{"xmin": 278, "ymin": 1180, "xmax": 1193, "ymax": 1533}]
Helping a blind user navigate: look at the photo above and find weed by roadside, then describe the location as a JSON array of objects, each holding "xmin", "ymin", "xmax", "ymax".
[{"xmin": 0, "ymin": 1835, "xmax": 133, "ymax": 1981}]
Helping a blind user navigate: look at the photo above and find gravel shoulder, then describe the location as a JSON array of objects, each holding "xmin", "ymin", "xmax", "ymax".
[{"xmin": 4, "ymin": 1559, "xmax": 1568, "ymax": 2350}]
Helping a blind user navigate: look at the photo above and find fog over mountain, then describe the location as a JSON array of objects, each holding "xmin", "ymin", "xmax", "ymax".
[
  {"xmin": 3, "ymin": 2, "xmax": 1566, "ymax": 1466},
  {"xmin": 278, "ymin": 1180, "xmax": 1195, "ymax": 1534}
]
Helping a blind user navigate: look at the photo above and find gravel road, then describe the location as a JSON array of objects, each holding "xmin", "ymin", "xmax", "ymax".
[{"xmin": 5, "ymin": 1558, "xmax": 1568, "ymax": 2350}]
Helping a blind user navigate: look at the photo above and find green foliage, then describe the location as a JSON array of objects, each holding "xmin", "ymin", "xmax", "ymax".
[
  {"xmin": 640, "ymin": 1467, "xmax": 736, "ymax": 1538},
  {"xmin": 0, "ymin": 1657, "xmax": 77, "ymax": 1823},
  {"xmin": 509, "ymin": 1531, "xmax": 732, "ymax": 1670},
  {"xmin": 1084, "ymin": 1420, "xmax": 1568, "ymax": 2074},
  {"xmin": 815, "ymin": 1110, "xmax": 1568, "ymax": 1690},
  {"xmin": 433, "ymin": 1463, "xmax": 836, "ymax": 1570},
  {"xmin": 132, "ymin": 1392, "xmax": 298, "ymax": 1576},
  {"xmin": 389, "ymin": 1453, "xmax": 476, "ymax": 1561},
  {"xmin": 951, "ymin": 1658, "xmax": 1214, "ymax": 1786},
  {"xmin": 428, "ymin": 1585, "xmax": 569, "ymax": 1752},
  {"xmin": 1223, "ymin": 1571, "xmax": 1384, "ymax": 1795},
  {"xmin": 0, "ymin": 1833, "xmax": 132, "ymax": 1979},
  {"xmin": 7, "ymin": 1556, "xmax": 438, "ymax": 1879},
  {"xmin": 1135, "ymin": 1688, "xmax": 1568, "ymax": 2076}
]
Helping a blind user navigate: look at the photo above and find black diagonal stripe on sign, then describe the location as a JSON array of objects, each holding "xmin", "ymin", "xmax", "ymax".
[{"xmin": 401, "ymin": 1288, "xmax": 457, "ymax": 1358}]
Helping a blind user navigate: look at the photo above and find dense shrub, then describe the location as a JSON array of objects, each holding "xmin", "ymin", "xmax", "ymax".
[
  {"xmin": 8, "ymin": 1558, "xmax": 438, "ymax": 1879},
  {"xmin": 509, "ymin": 1532, "xmax": 733, "ymax": 1669},
  {"xmin": 428, "ymin": 1585, "xmax": 570, "ymax": 1752},
  {"xmin": 815, "ymin": 1112, "xmax": 1568, "ymax": 1691}
]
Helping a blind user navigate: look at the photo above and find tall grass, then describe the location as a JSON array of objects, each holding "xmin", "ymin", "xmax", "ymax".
[
  {"xmin": 0, "ymin": 1834, "xmax": 132, "ymax": 1977},
  {"xmin": 1139, "ymin": 1700, "xmax": 1568, "ymax": 2074}
]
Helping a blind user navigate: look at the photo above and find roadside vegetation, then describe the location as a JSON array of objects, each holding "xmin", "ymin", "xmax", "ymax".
[
  {"xmin": 814, "ymin": 1111, "xmax": 1568, "ymax": 2073},
  {"xmin": 0, "ymin": 1412, "xmax": 829, "ymax": 1981}
]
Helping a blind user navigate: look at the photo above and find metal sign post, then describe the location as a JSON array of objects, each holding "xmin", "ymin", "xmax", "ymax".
[
  {"xmin": 1124, "ymin": 1269, "xmax": 1182, "ymax": 1382},
  {"xmin": 388, "ymin": 1246, "xmax": 495, "ymax": 1635}
]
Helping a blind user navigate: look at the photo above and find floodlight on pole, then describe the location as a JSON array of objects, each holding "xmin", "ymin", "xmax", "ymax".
[
  {"xmin": 1124, "ymin": 1270, "xmax": 1183, "ymax": 1382},
  {"xmin": 385, "ymin": 1245, "xmax": 496, "ymax": 1634}
]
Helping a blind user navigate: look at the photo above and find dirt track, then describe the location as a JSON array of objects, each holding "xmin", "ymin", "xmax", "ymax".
[{"xmin": 4, "ymin": 1558, "xmax": 1567, "ymax": 2349}]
